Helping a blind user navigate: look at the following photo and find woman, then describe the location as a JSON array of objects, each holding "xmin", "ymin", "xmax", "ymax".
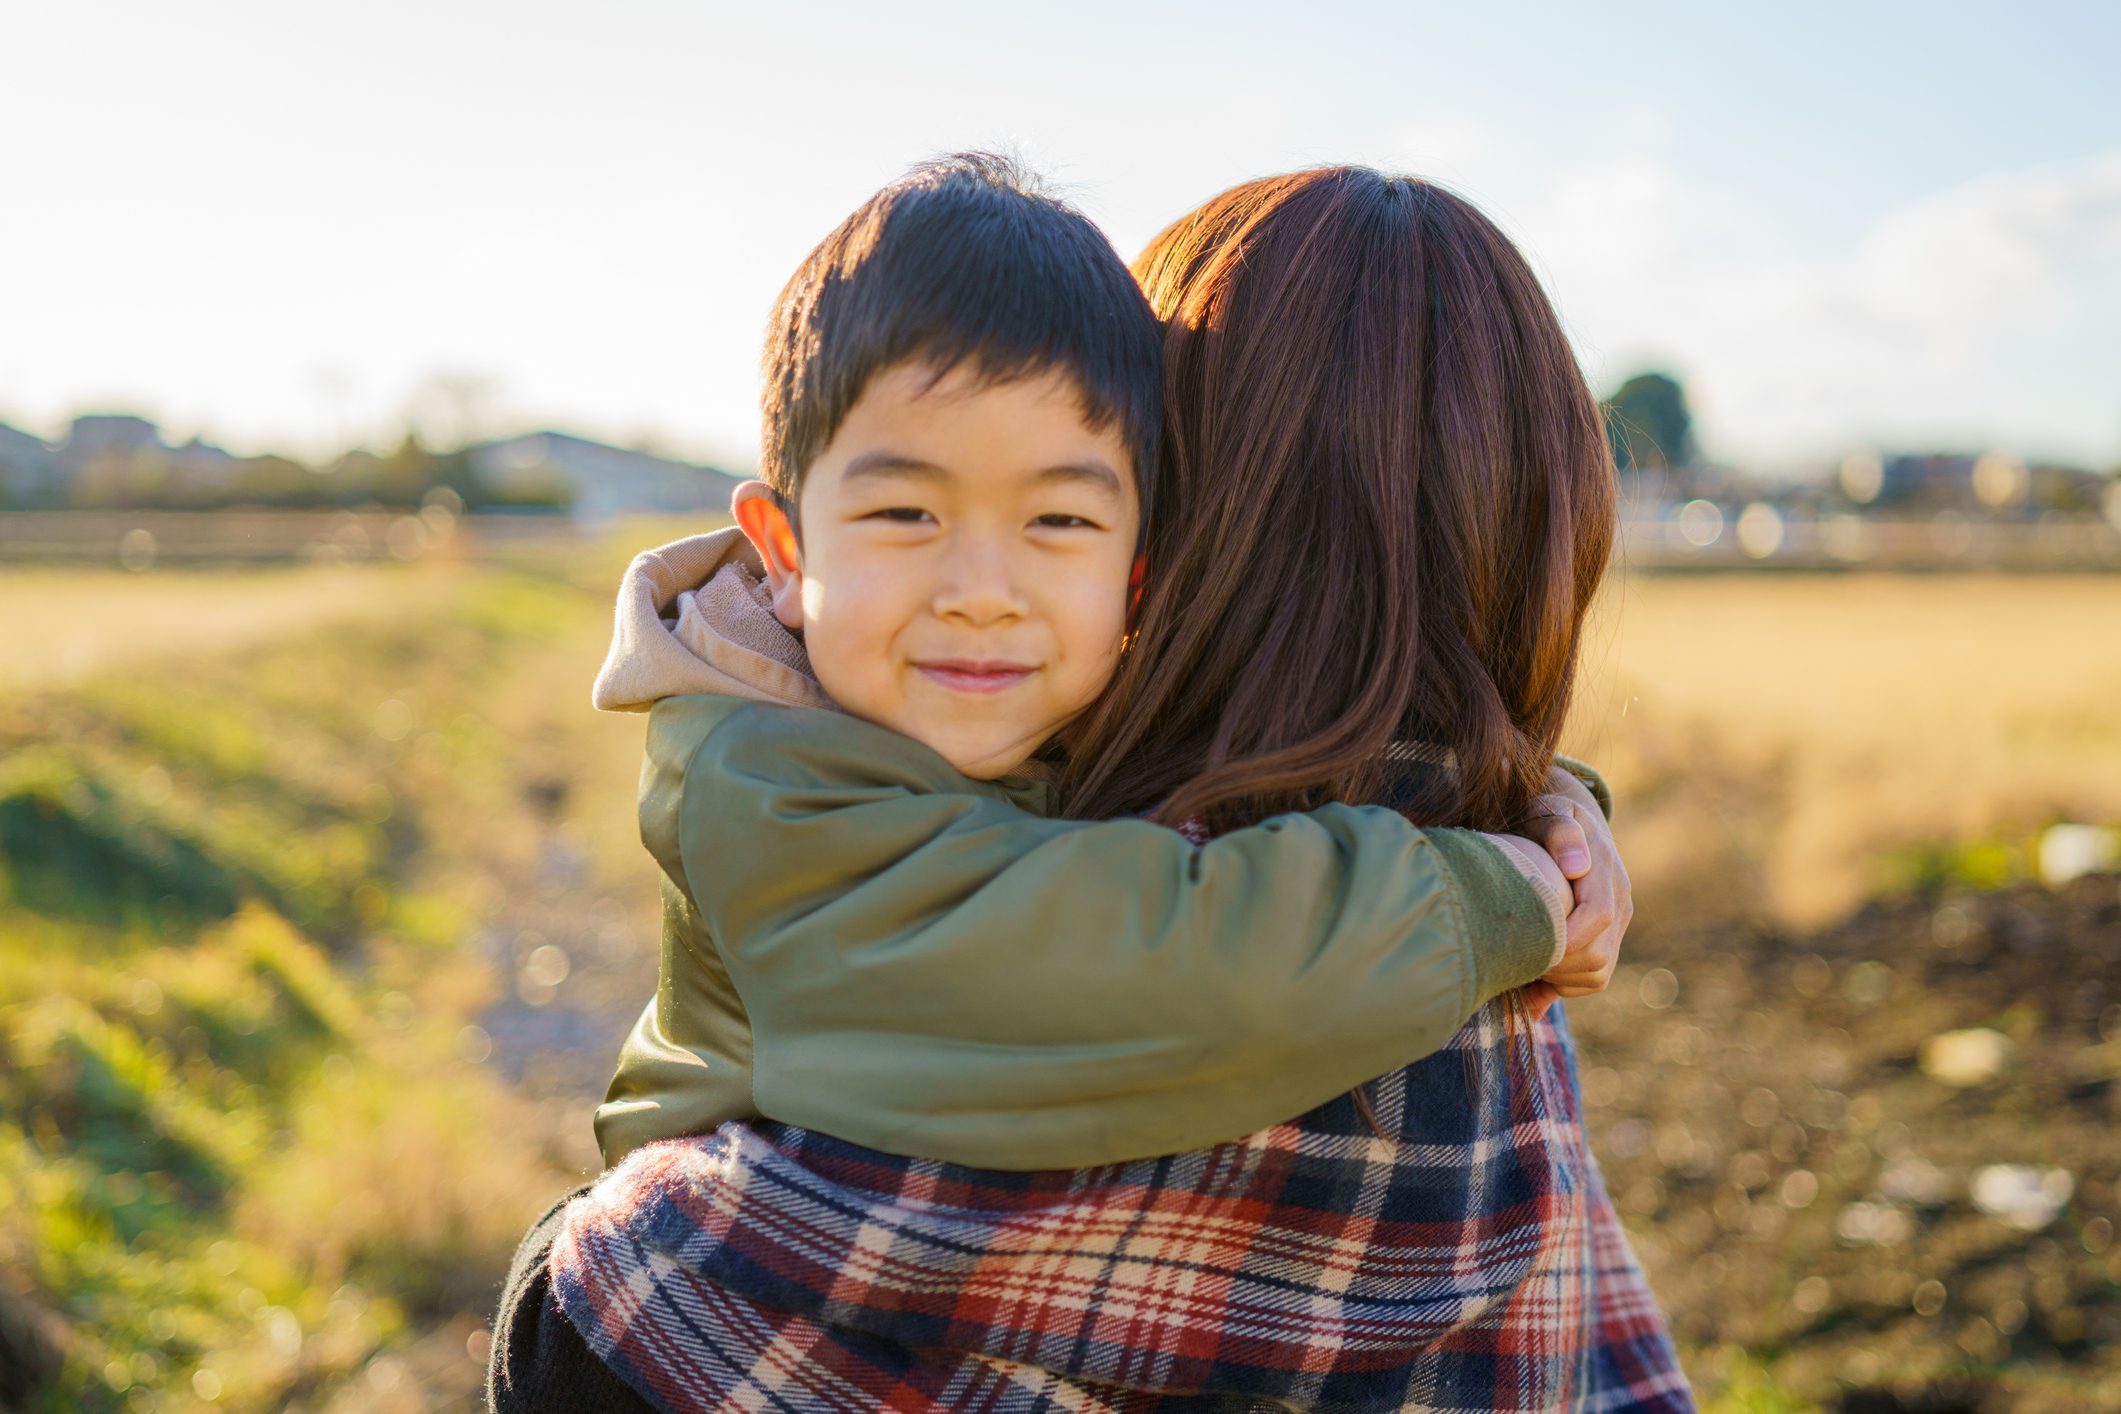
[{"xmin": 497, "ymin": 168, "xmax": 1687, "ymax": 1410}]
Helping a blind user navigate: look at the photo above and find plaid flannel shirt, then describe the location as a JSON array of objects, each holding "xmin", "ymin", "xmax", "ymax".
[{"xmin": 552, "ymin": 998, "xmax": 1691, "ymax": 1412}]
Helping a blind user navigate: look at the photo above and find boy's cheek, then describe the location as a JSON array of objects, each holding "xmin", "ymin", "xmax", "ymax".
[
  {"xmin": 1061, "ymin": 589, "xmax": 1132, "ymax": 683},
  {"xmin": 800, "ymin": 555, "xmax": 901, "ymax": 634},
  {"xmin": 804, "ymin": 626, "xmax": 890, "ymax": 722},
  {"xmin": 799, "ymin": 575, "xmax": 832, "ymax": 630}
]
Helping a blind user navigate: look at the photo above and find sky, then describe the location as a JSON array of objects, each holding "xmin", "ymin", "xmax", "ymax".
[{"xmin": 2, "ymin": 0, "xmax": 2117, "ymax": 475}]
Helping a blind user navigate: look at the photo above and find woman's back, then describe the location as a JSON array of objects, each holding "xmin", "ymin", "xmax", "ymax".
[{"xmin": 553, "ymin": 999, "xmax": 1684, "ymax": 1409}]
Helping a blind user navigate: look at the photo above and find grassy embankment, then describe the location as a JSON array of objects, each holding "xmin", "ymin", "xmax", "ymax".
[{"xmin": 0, "ymin": 531, "xmax": 679, "ymax": 1412}]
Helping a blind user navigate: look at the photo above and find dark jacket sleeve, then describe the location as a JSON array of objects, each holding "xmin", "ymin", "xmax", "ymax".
[{"xmin": 486, "ymin": 1186, "xmax": 655, "ymax": 1414}]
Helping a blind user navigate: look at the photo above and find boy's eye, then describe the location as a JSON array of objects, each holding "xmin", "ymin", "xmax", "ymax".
[{"xmin": 864, "ymin": 507, "xmax": 934, "ymax": 524}]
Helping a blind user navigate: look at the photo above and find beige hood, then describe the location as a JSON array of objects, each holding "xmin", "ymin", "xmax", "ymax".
[{"xmin": 591, "ymin": 527, "xmax": 832, "ymax": 713}]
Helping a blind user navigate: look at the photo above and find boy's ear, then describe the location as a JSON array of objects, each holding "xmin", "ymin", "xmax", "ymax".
[{"xmin": 731, "ymin": 481, "xmax": 806, "ymax": 631}]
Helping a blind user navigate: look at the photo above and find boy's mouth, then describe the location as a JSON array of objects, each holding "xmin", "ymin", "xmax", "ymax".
[{"xmin": 913, "ymin": 659, "xmax": 1036, "ymax": 695}]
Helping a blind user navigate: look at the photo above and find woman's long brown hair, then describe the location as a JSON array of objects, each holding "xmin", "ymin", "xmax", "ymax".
[{"xmin": 1063, "ymin": 167, "xmax": 1616, "ymax": 838}]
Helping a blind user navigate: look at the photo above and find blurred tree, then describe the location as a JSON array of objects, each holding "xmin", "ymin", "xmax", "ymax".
[
  {"xmin": 471, "ymin": 463, "xmax": 574, "ymax": 512},
  {"xmin": 1603, "ymin": 372, "xmax": 1697, "ymax": 471},
  {"xmin": 70, "ymin": 451, "xmax": 168, "ymax": 509},
  {"xmin": 374, "ymin": 433, "xmax": 445, "ymax": 506},
  {"xmin": 223, "ymin": 456, "xmax": 320, "ymax": 507}
]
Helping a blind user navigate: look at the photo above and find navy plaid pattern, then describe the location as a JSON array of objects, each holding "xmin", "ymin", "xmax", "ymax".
[{"xmin": 553, "ymin": 1002, "xmax": 1691, "ymax": 1411}]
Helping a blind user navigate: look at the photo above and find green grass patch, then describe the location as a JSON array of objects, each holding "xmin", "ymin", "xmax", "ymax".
[
  {"xmin": 1879, "ymin": 834, "xmax": 2027, "ymax": 895},
  {"xmin": 0, "ymin": 563, "xmax": 602, "ymax": 1411}
]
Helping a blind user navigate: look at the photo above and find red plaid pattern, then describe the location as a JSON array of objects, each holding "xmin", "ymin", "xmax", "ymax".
[{"xmin": 552, "ymin": 1002, "xmax": 1691, "ymax": 1411}]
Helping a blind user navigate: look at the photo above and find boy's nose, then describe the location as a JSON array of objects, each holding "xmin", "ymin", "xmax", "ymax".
[{"xmin": 932, "ymin": 542, "xmax": 1029, "ymax": 626}]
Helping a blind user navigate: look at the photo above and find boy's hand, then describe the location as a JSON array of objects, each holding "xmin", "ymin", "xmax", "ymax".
[{"xmin": 1519, "ymin": 767, "xmax": 1632, "ymax": 1021}]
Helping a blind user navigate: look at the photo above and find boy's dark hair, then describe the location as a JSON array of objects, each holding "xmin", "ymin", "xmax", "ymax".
[{"xmin": 759, "ymin": 152, "xmax": 1162, "ymax": 530}]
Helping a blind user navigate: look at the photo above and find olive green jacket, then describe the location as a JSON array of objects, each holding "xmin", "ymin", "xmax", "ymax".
[{"xmin": 591, "ymin": 530, "xmax": 1601, "ymax": 1171}]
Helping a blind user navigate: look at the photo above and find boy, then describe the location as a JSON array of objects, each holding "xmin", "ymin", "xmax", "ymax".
[{"xmin": 588, "ymin": 152, "xmax": 1608, "ymax": 1170}]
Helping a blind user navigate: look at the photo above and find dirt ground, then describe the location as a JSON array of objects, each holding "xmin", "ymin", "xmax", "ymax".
[{"xmin": 1571, "ymin": 871, "xmax": 2121, "ymax": 1410}]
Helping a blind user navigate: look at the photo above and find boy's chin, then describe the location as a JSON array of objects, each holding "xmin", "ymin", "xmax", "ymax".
[
  {"xmin": 935, "ymin": 743, "xmax": 1036, "ymax": 781},
  {"xmin": 919, "ymin": 728, "xmax": 1049, "ymax": 782}
]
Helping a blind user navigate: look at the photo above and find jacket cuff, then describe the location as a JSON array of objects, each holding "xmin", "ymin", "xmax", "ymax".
[
  {"xmin": 1426, "ymin": 828, "xmax": 1565, "ymax": 1002},
  {"xmin": 1482, "ymin": 834, "xmax": 1570, "ymax": 969},
  {"xmin": 1553, "ymin": 753, "xmax": 1614, "ymax": 820}
]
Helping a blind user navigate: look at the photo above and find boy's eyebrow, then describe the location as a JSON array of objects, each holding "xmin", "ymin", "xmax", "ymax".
[
  {"xmin": 840, "ymin": 451, "xmax": 950, "ymax": 484},
  {"xmin": 839, "ymin": 451, "xmax": 1124, "ymax": 497},
  {"xmin": 1028, "ymin": 460, "xmax": 1124, "ymax": 497}
]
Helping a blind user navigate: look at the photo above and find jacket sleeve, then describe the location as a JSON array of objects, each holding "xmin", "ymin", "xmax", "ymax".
[{"xmin": 671, "ymin": 698, "xmax": 1560, "ymax": 1170}]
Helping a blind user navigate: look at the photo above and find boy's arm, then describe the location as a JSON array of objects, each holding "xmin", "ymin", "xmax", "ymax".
[{"xmin": 657, "ymin": 697, "xmax": 1562, "ymax": 1170}]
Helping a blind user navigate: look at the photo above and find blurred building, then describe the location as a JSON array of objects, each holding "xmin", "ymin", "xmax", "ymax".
[
  {"xmin": 0, "ymin": 416, "xmax": 741, "ymax": 520},
  {"xmin": 466, "ymin": 431, "xmax": 739, "ymax": 521},
  {"xmin": 62, "ymin": 413, "xmax": 161, "ymax": 456},
  {"xmin": 55, "ymin": 415, "xmax": 239, "ymax": 504},
  {"xmin": 1832, "ymin": 449, "xmax": 2108, "ymax": 518},
  {"xmin": 0, "ymin": 423, "xmax": 62, "ymax": 504}
]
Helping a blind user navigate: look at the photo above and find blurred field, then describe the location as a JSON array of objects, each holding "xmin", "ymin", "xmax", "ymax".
[
  {"xmin": 0, "ymin": 566, "xmax": 464, "ymax": 693},
  {"xmin": 0, "ymin": 554, "xmax": 2115, "ymax": 1411},
  {"xmin": 1566, "ymin": 573, "xmax": 2121, "ymax": 926}
]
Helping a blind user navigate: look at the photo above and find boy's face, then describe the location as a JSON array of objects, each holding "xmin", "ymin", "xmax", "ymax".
[{"xmin": 741, "ymin": 361, "xmax": 1140, "ymax": 780}]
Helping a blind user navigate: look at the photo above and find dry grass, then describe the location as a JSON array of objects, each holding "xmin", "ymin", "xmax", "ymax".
[
  {"xmin": 1563, "ymin": 573, "xmax": 2121, "ymax": 926},
  {"xmin": 0, "ymin": 564, "xmax": 467, "ymax": 691}
]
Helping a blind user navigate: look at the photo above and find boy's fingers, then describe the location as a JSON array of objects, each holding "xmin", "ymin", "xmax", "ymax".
[
  {"xmin": 1562, "ymin": 840, "xmax": 1628, "ymax": 959},
  {"xmin": 1531, "ymin": 764, "xmax": 1635, "ymax": 991},
  {"xmin": 1526, "ymin": 801, "xmax": 1592, "ymax": 877},
  {"xmin": 1546, "ymin": 946, "xmax": 1618, "ymax": 982},
  {"xmin": 1563, "ymin": 878, "xmax": 1615, "ymax": 958},
  {"xmin": 1524, "ymin": 966, "xmax": 1611, "ymax": 1012},
  {"xmin": 1540, "ymin": 922, "xmax": 1619, "ymax": 997},
  {"xmin": 1550, "ymin": 915, "xmax": 1620, "ymax": 995},
  {"xmin": 1538, "ymin": 953, "xmax": 1614, "ymax": 986},
  {"xmin": 1544, "ymin": 767, "xmax": 1603, "ymax": 819}
]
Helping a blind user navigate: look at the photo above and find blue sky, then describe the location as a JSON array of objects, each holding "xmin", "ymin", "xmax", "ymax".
[{"xmin": 2, "ymin": 0, "xmax": 2116, "ymax": 473}]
